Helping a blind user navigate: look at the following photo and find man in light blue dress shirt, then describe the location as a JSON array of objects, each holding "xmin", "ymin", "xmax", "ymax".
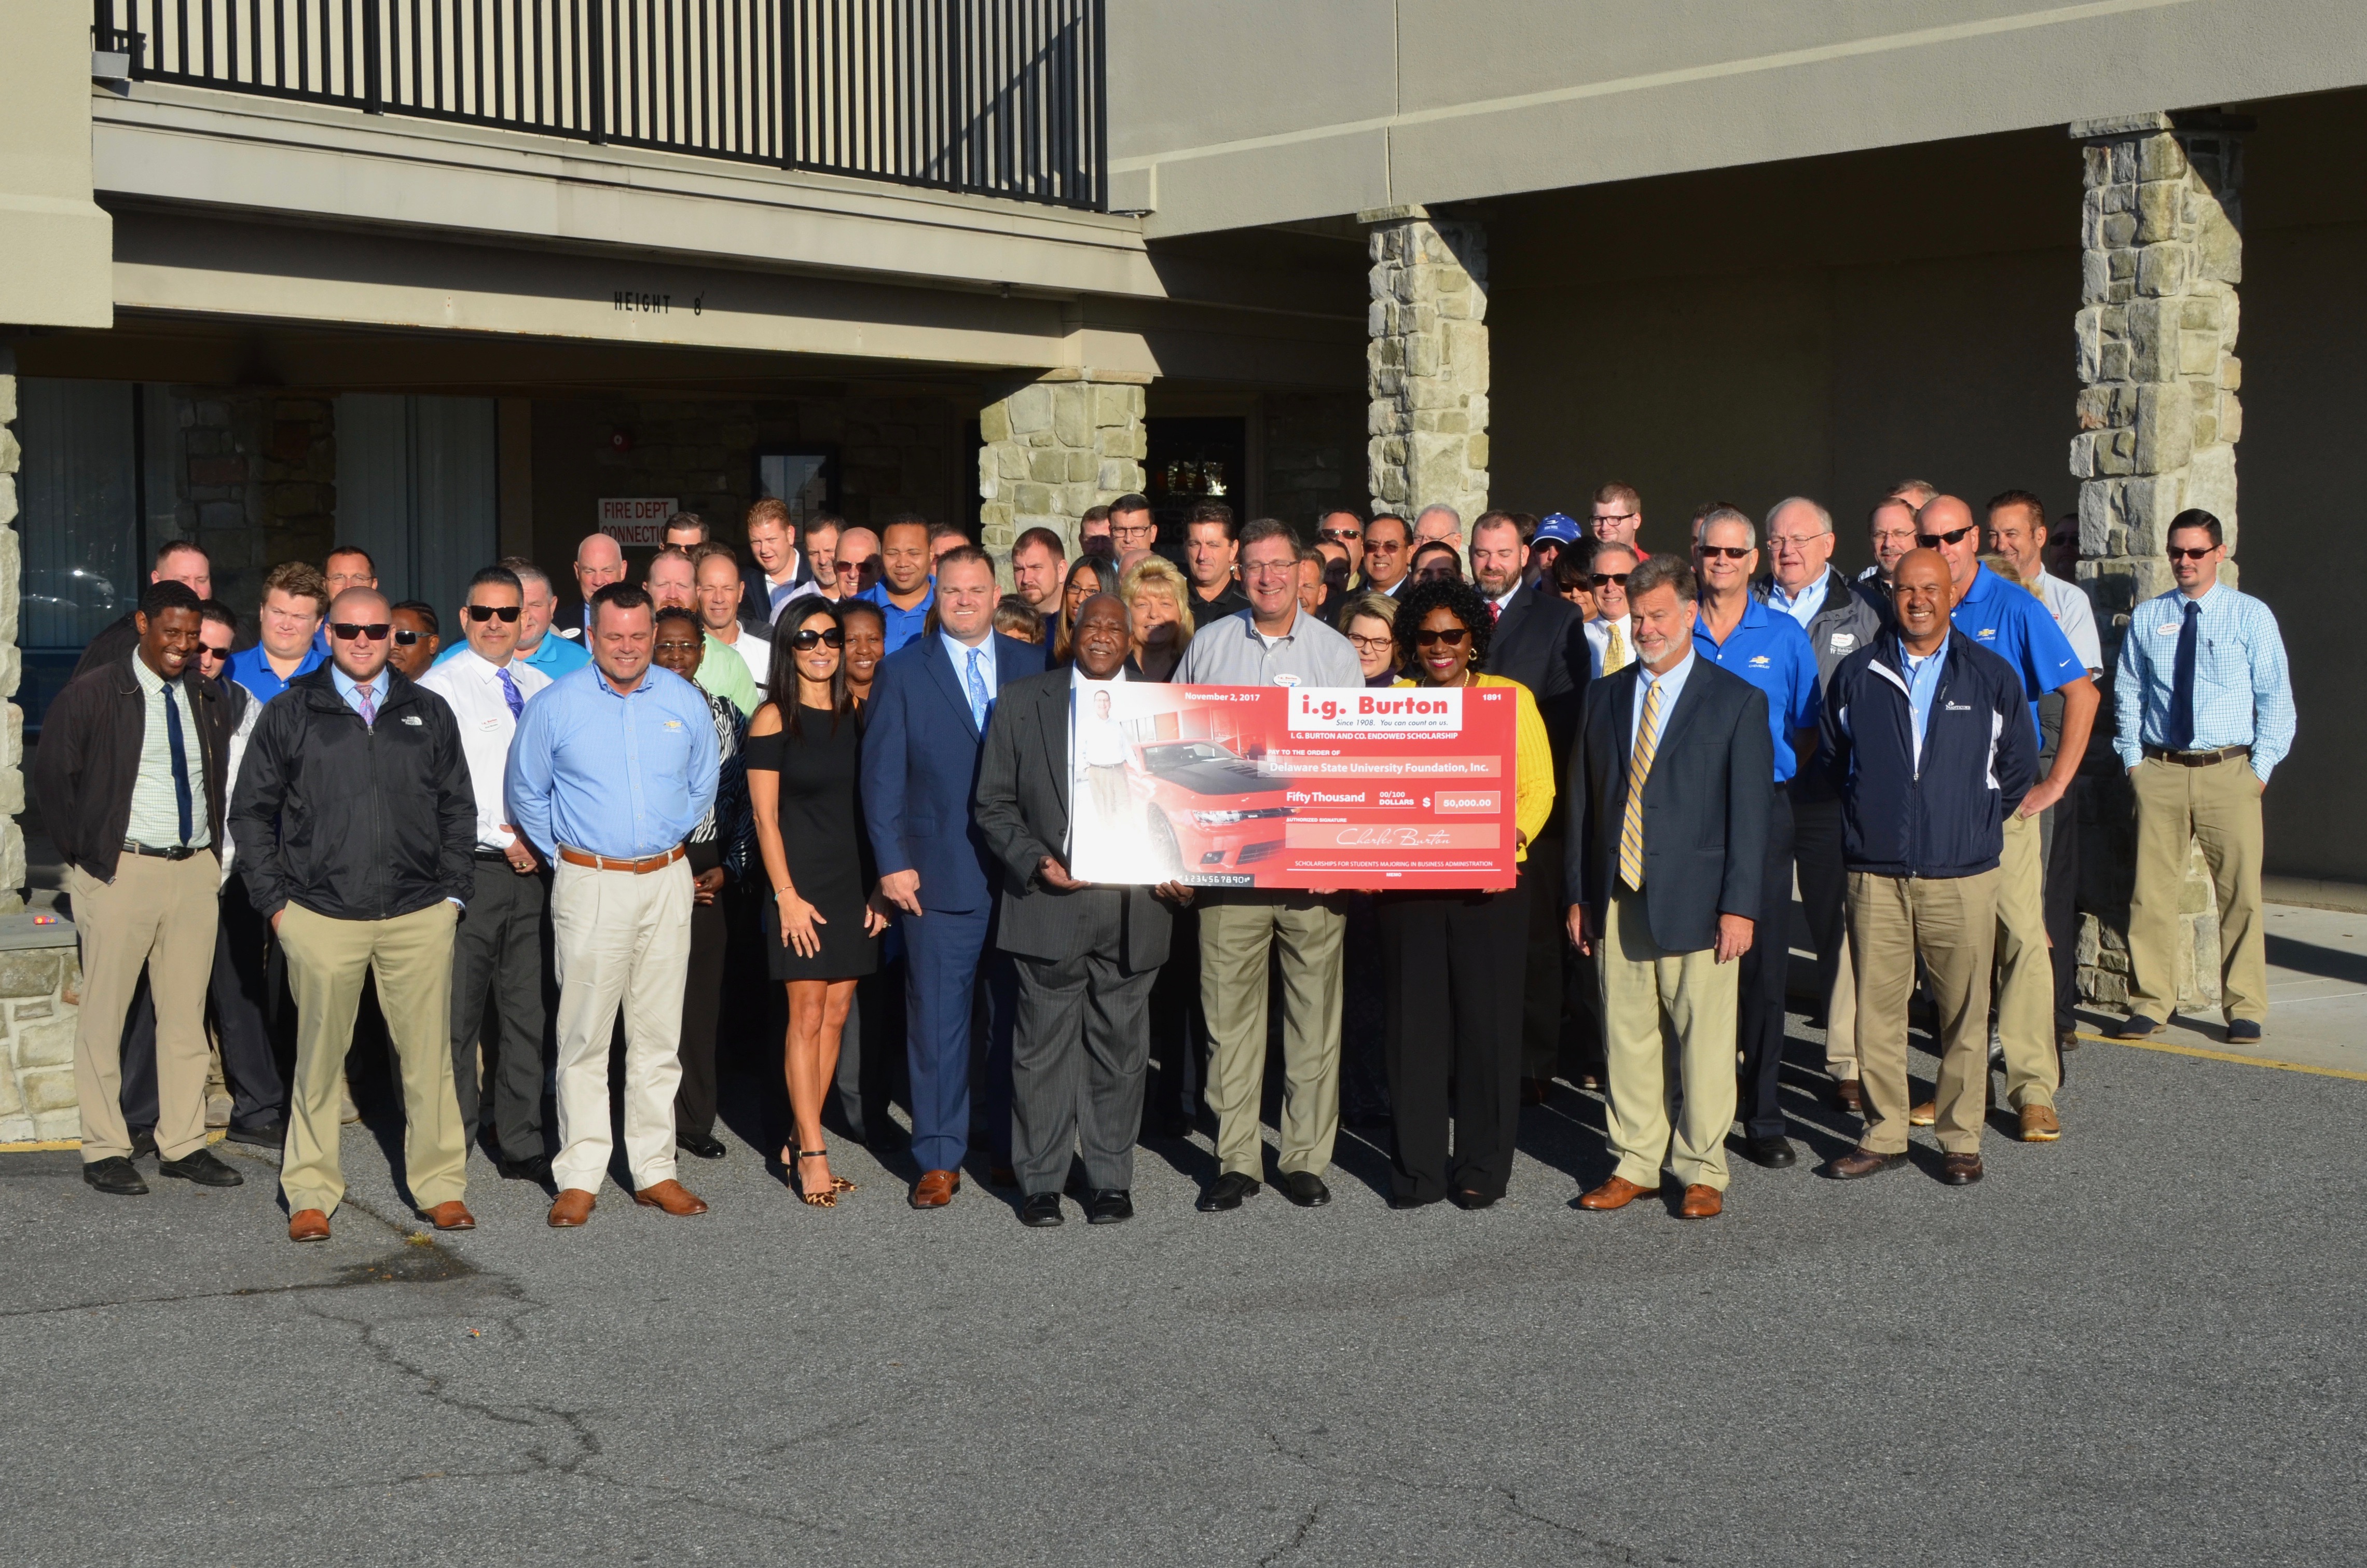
[
  {"xmin": 508, "ymin": 583, "xmax": 720, "ymax": 1228},
  {"xmin": 2111, "ymin": 510, "xmax": 2295, "ymax": 1043}
]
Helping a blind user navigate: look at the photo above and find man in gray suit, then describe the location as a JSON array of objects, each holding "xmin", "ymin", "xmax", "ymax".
[{"xmin": 973, "ymin": 595, "xmax": 1195, "ymax": 1228}]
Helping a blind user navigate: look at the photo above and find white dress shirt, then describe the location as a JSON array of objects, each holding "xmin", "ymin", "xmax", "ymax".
[
  {"xmin": 415, "ymin": 647, "xmax": 552, "ymax": 851},
  {"xmin": 1584, "ymin": 614, "xmax": 1635, "ymax": 679}
]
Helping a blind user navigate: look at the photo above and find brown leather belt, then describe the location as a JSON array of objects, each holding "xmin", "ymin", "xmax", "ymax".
[
  {"xmin": 2143, "ymin": 744, "xmax": 2250, "ymax": 767},
  {"xmin": 557, "ymin": 844, "xmax": 687, "ymax": 874}
]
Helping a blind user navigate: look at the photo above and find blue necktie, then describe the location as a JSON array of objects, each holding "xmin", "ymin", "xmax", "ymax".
[
  {"xmin": 2167, "ymin": 599, "xmax": 2200, "ymax": 750},
  {"xmin": 161, "ymin": 680, "xmax": 193, "ymax": 846},
  {"xmin": 966, "ymin": 647, "xmax": 989, "ymax": 731},
  {"xmin": 497, "ymin": 666, "xmax": 524, "ymax": 720}
]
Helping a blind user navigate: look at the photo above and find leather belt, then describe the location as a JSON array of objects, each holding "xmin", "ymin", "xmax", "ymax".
[
  {"xmin": 2143, "ymin": 744, "xmax": 2249, "ymax": 767},
  {"xmin": 557, "ymin": 844, "xmax": 686, "ymax": 874},
  {"xmin": 123, "ymin": 841, "xmax": 203, "ymax": 861}
]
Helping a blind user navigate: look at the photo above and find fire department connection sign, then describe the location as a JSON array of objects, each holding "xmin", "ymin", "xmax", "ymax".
[
  {"xmin": 1063, "ymin": 684, "xmax": 1519, "ymax": 891},
  {"xmin": 597, "ymin": 498, "xmax": 678, "ymax": 547}
]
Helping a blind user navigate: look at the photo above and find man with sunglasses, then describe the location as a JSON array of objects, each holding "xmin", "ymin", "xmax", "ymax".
[
  {"xmin": 232, "ymin": 587, "xmax": 479, "ymax": 1242},
  {"xmin": 1582, "ymin": 544, "xmax": 1639, "ymax": 678},
  {"xmin": 1916, "ymin": 494, "xmax": 2094, "ymax": 1144},
  {"xmin": 417, "ymin": 567, "xmax": 555, "ymax": 1182},
  {"xmin": 1317, "ymin": 509, "xmax": 1366, "ymax": 583},
  {"xmin": 2112, "ymin": 509, "xmax": 2293, "ymax": 1047},
  {"xmin": 387, "ymin": 602, "xmax": 442, "ymax": 680},
  {"xmin": 833, "ymin": 526, "xmax": 883, "ymax": 600},
  {"xmin": 1359, "ymin": 513, "xmax": 1414, "ymax": 599}
]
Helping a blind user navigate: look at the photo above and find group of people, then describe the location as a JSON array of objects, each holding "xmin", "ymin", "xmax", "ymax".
[{"xmin": 37, "ymin": 475, "xmax": 2293, "ymax": 1233}]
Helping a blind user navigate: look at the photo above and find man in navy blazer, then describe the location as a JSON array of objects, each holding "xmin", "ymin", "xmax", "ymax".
[
  {"xmin": 1564, "ymin": 555, "xmax": 1771, "ymax": 1221},
  {"xmin": 861, "ymin": 544, "xmax": 1048, "ymax": 1208}
]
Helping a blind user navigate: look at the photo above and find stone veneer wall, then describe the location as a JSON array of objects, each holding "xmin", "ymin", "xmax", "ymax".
[
  {"xmin": 0, "ymin": 936, "xmax": 81, "ymax": 1144},
  {"xmin": 975, "ymin": 370, "xmax": 1148, "ymax": 558},
  {"xmin": 1363, "ymin": 205, "xmax": 1489, "ymax": 524}
]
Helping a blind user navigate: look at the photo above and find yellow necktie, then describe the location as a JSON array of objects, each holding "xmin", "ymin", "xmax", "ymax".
[
  {"xmin": 1619, "ymin": 676, "xmax": 1665, "ymax": 890},
  {"xmin": 1603, "ymin": 621, "xmax": 1630, "ymax": 674}
]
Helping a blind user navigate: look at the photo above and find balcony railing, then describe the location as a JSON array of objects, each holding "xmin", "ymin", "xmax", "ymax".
[{"xmin": 93, "ymin": 0, "xmax": 1107, "ymax": 210}]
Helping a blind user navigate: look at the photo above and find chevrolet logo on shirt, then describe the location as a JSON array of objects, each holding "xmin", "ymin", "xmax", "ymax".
[{"xmin": 1749, "ymin": 654, "xmax": 1771, "ymax": 667}]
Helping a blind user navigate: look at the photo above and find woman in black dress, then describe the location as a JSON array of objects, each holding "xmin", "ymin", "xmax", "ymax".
[{"xmin": 746, "ymin": 596, "xmax": 887, "ymax": 1205}]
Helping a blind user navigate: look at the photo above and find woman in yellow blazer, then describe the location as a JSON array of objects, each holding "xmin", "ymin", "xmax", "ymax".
[{"xmin": 1380, "ymin": 577, "xmax": 1553, "ymax": 1209}]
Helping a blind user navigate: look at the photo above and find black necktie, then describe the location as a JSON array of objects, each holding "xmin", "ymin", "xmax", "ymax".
[
  {"xmin": 161, "ymin": 679, "xmax": 193, "ymax": 845},
  {"xmin": 2168, "ymin": 599, "xmax": 2200, "ymax": 750}
]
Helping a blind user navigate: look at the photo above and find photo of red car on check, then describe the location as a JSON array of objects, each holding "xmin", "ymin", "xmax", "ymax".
[{"xmin": 1064, "ymin": 684, "xmax": 1520, "ymax": 891}]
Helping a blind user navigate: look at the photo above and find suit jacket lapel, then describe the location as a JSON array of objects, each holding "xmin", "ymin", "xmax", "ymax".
[
  {"xmin": 925, "ymin": 636, "xmax": 981, "ymax": 739},
  {"xmin": 1648, "ymin": 664, "xmax": 1713, "ymax": 777},
  {"xmin": 1494, "ymin": 587, "xmax": 1532, "ymax": 647},
  {"xmin": 1035, "ymin": 678, "xmax": 1071, "ymax": 839}
]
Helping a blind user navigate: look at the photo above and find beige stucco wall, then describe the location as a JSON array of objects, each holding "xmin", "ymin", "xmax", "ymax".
[{"xmin": 0, "ymin": 1, "xmax": 113, "ymax": 327}]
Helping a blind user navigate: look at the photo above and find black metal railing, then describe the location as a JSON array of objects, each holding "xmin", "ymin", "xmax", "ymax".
[{"xmin": 93, "ymin": 0, "xmax": 1106, "ymax": 209}]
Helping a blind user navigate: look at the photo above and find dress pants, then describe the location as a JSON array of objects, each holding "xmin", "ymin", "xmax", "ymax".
[
  {"xmin": 1791, "ymin": 792, "xmax": 1850, "ymax": 1031},
  {"xmin": 1736, "ymin": 785, "xmax": 1797, "ymax": 1139},
  {"xmin": 1993, "ymin": 811, "xmax": 2059, "ymax": 1111},
  {"xmin": 1198, "ymin": 892, "xmax": 1346, "ymax": 1181},
  {"xmin": 118, "ymin": 872, "xmax": 286, "ymax": 1134},
  {"xmin": 675, "ymin": 840, "xmax": 727, "ymax": 1141},
  {"xmin": 901, "ymin": 903, "xmax": 996, "ymax": 1175},
  {"xmin": 1144, "ymin": 902, "xmax": 1204, "ymax": 1132},
  {"xmin": 1379, "ymin": 878, "xmax": 1529, "ymax": 1203},
  {"xmin": 2126, "ymin": 754, "xmax": 2267, "ymax": 1025},
  {"xmin": 2042, "ymin": 778, "xmax": 2083, "ymax": 1034},
  {"xmin": 1337, "ymin": 895, "xmax": 1392, "ymax": 1126},
  {"xmin": 448, "ymin": 855, "xmax": 549, "ymax": 1163},
  {"xmin": 549, "ymin": 857, "xmax": 694, "ymax": 1194},
  {"xmin": 279, "ymin": 899, "xmax": 464, "ymax": 1216},
  {"xmin": 1009, "ymin": 895, "xmax": 1159, "ymax": 1195},
  {"xmin": 1518, "ymin": 838, "xmax": 1573, "ymax": 1083},
  {"xmin": 1849, "ymin": 869, "xmax": 1998, "ymax": 1156},
  {"xmin": 1597, "ymin": 882, "xmax": 1739, "ymax": 1193},
  {"xmin": 68, "ymin": 854, "xmax": 221, "ymax": 1165}
]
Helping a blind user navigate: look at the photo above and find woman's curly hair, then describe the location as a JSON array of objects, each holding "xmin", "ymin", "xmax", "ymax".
[{"xmin": 1392, "ymin": 575, "xmax": 1493, "ymax": 676}]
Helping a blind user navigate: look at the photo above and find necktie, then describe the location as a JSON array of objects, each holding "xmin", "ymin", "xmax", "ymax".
[
  {"xmin": 1619, "ymin": 677, "xmax": 1666, "ymax": 891},
  {"xmin": 496, "ymin": 666, "xmax": 524, "ymax": 720},
  {"xmin": 160, "ymin": 680, "xmax": 193, "ymax": 846},
  {"xmin": 965, "ymin": 647, "xmax": 989, "ymax": 731},
  {"xmin": 1603, "ymin": 621, "xmax": 1630, "ymax": 674},
  {"xmin": 356, "ymin": 681, "xmax": 378, "ymax": 729},
  {"xmin": 2167, "ymin": 599, "xmax": 2200, "ymax": 750},
  {"xmin": 1489, "ymin": 599, "xmax": 1502, "ymax": 624}
]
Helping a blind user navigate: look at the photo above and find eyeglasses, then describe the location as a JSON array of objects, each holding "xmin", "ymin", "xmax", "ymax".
[
  {"xmin": 1918, "ymin": 525, "xmax": 1976, "ymax": 547},
  {"xmin": 465, "ymin": 603, "xmax": 522, "ymax": 623},
  {"xmin": 1767, "ymin": 535, "xmax": 1824, "ymax": 552},
  {"xmin": 331, "ymin": 622, "xmax": 390, "ymax": 641},
  {"xmin": 1412, "ymin": 627, "xmax": 1471, "ymax": 649},
  {"xmin": 392, "ymin": 629, "xmax": 424, "ymax": 646},
  {"xmin": 789, "ymin": 628, "xmax": 846, "ymax": 650},
  {"xmin": 1346, "ymin": 633, "xmax": 1393, "ymax": 655},
  {"xmin": 1590, "ymin": 572, "xmax": 1630, "ymax": 588},
  {"xmin": 1592, "ymin": 512, "xmax": 1637, "ymax": 527},
  {"xmin": 2167, "ymin": 545, "xmax": 2218, "ymax": 561},
  {"xmin": 1698, "ymin": 545, "xmax": 1754, "ymax": 561},
  {"xmin": 1242, "ymin": 561, "xmax": 1298, "ymax": 580},
  {"xmin": 1110, "ymin": 521, "xmax": 1157, "ymax": 540}
]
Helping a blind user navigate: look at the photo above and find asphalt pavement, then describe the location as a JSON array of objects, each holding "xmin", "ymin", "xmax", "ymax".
[{"xmin": 3, "ymin": 1013, "xmax": 2362, "ymax": 1568}]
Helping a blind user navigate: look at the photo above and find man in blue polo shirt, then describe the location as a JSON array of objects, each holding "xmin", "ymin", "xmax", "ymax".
[
  {"xmin": 226, "ymin": 561, "xmax": 331, "ymax": 703},
  {"xmin": 860, "ymin": 515, "xmax": 937, "ymax": 654},
  {"xmin": 1692, "ymin": 506, "xmax": 1822, "ymax": 1168},
  {"xmin": 1916, "ymin": 494, "xmax": 2096, "ymax": 1143}
]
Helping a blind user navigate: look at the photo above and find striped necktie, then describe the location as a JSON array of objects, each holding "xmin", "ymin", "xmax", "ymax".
[{"xmin": 1619, "ymin": 677, "xmax": 1666, "ymax": 890}]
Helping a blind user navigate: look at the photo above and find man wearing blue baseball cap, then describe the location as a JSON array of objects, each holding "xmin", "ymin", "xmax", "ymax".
[{"xmin": 1527, "ymin": 513, "xmax": 1585, "ymax": 588}]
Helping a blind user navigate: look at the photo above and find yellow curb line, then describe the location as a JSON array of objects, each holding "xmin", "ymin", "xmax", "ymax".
[
  {"xmin": 0, "ymin": 1129, "xmax": 231, "ymax": 1155},
  {"xmin": 2076, "ymin": 1029, "xmax": 2367, "ymax": 1082}
]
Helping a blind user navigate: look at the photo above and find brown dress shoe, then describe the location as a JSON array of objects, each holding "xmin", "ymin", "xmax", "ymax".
[
  {"xmin": 1940, "ymin": 1151, "xmax": 1985, "ymax": 1185},
  {"xmin": 1824, "ymin": 1147, "xmax": 1906, "ymax": 1180},
  {"xmin": 1576, "ymin": 1175, "xmax": 1658, "ymax": 1211},
  {"xmin": 911, "ymin": 1169, "xmax": 961, "ymax": 1208},
  {"xmin": 634, "ymin": 1179, "xmax": 709, "ymax": 1216},
  {"xmin": 287, "ymin": 1208, "xmax": 331, "ymax": 1243},
  {"xmin": 1834, "ymin": 1079, "xmax": 1863, "ymax": 1114},
  {"xmin": 547, "ymin": 1188, "xmax": 597, "ymax": 1228},
  {"xmin": 421, "ymin": 1201, "xmax": 475, "ymax": 1231},
  {"xmin": 1908, "ymin": 1100, "xmax": 1937, "ymax": 1127},
  {"xmin": 2018, "ymin": 1104, "xmax": 2061, "ymax": 1142},
  {"xmin": 1679, "ymin": 1184, "xmax": 1723, "ymax": 1219}
]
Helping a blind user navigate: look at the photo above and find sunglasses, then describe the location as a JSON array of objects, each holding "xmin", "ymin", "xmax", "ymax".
[
  {"xmin": 1319, "ymin": 527, "xmax": 1363, "ymax": 542},
  {"xmin": 465, "ymin": 603, "xmax": 522, "ymax": 623},
  {"xmin": 2167, "ymin": 545, "xmax": 2218, "ymax": 561},
  {"xmin": 392, "ymin": 629, "xmax": 425, "ymax": 646},
  {"xmin": 1698, "ymin": 545, "xmax": 1754, "ymax": 560},
  {"xmin": 1918, "ymin": 525, "xmax": 1977, "ymax": 547},
  {"xmin": 331, "ymin": 623, "xmax": 390, "ymax": 641},
  {"xmin": 790, "ymin": 627, "xmax": 846, "ymax": 650},
  {"xmin": 1591, "ymin": 572, "xmax": 1631, "ymax": 587},
  {"xmin": 835, "ymin": 559, "xmax": 872, "ymax": 576},
  {"xmin": 198, "ymin": 643, "xmax": 232, "ymax": 662},
  {"xmin": 1412, "ymin": 627, "xmax": 1471, "ymax": 649},
  {"xmin": 1366, "ymin": 538, "xmax": 1406, "ymax": 552}
]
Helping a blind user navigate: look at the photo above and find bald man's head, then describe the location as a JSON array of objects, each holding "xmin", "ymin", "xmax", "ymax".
[
  {"xmin": 1914, "ymin": 494, "xmax": 1980, "ymax": 592},
  {"xmin": 575, "ymin": 532, "xmax": 627, "ymax": 599}
]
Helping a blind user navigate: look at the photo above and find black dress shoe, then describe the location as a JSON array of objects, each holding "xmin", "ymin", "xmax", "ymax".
[
  {"xmin": 157, "ymin": 1147, "xmax": 244, "ymax": 1188},
  {"xmin": 223, "ymin": 1120, "xmax": 286, "ymax": 1149},
  {"xmin": 1085, "ymin": 1189, "xmax": 1134, "ymax": 1225},
  {"xmin": 2226, "ymin": 1019, "xmax": 2264, "ymax": 1043},
  {"xmin": 1281, "ymin": 1171, "xmax": 1330, "ymax": 1207},
  {"xmin": 1020, "ymin": 1192, "xmax": 1064, "ymax": 1227},
  {"xmin": 2113, "ymin": 1013, "xmax": 2165, "ymax": 1039},
  {"xmin": 1387, "ymin": 1190, "xmax": 1441, "ymax": 1210},
  {"xmin": 1196, "ymin": 1172, "xmax": 1259, "ymax": 1212},
  {"xmin": 678, "ymin": 1131, "xmax": 728, "ymax": 1160},
  {"xmin": 1450, "ymin": 1189, "xmax": 1497, "ymax": 1211},
  {"xmin": 81, "ymin": 1157, "xmax": 149, "ymax": 1196},
  {"xmin": 1739, "ymin": 1135, "xmax": 1798, "ymax": 1170},
  {"xmin": 127, "ymin": 1127, "xmax": 157, "ymax": 1160},
  {"xmin": 499, "ymin": 1153, "xmax": 554, "ymax": 1183}
]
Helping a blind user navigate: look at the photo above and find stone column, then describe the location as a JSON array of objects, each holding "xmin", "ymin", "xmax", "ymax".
[
  {"xmin": 2069, "ymin": 111, "xmax": 2249, "ymax": 1013},
  {"xmin": 0, "ymin": 347, "xmax": 23, "ymax": 911},
  {"xmin": 1362, "ymin": 205, "xmax": 1489, "ymax": 524},
  {"xmin": 976, "ymin": 369, "xmax": 1149, "ymax": 560}
]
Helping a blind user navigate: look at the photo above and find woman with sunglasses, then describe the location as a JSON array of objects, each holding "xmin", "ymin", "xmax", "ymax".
[
  {"xmin": 1375, "ymin": 578, "xmax": 1554, "ymax": 1210},
  {"xmin": 1049, "ymin": 556, "xmax": 1119, "ymax": 668},
  {"xmin": 744, "ymin": 597, "xmax": 889, "ymax": 1206}
]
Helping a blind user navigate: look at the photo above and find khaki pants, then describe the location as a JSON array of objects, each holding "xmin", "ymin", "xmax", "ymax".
[
  {"xmin": 1825, "ymin": 932, "xmax": 1859, "ymax": 1082},
  {"xmin": 279, "ymin": 900, "xmax": 464, "ymax": 1216},
  {"xmin": 2127, "ymin": 754, "xmax": 2267, "ymax": 1024},
  {"xmin": 1850, "ymin": 870, "xmax": 1997, "ymax": 1156},
  {"xmin": 550, "ymin": 857, "xmax": 694, "ymax": 1193},
  {"xmin": 69, "ymin": 854, "xmax": 219, "ymax": 1163},
  {"xmin": 1198, "ymin": 893, "xmax": 1345, "ymax": 1179},
  {"xmin": 1992, "ymin": 811, "xmax": 2057, "ymax": 1111},
  {"xmin": 1595, "ymin": 884, "xmax": 1738, "ymax": 1193}
]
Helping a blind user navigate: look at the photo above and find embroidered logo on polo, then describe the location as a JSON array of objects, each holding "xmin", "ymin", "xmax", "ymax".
[
  {"xmin": 1829, "ymin": 632, "xmax": 1857, "ymax": 651},
  {"xmin": 401, "ymin": 715, "xmax": 424, "ymax": 726}
]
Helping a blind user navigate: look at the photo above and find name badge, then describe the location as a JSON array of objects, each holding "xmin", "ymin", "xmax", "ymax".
[
  {"xmin": 1273, "ymin": 674, "xmax": 1301, "ymax": 687},
  {"xmin": 1828, "ymin": 632, "xmax": 1857, "ymax": 652},
  {"xmin": 478, "ymin": 717, "xmax": 503, "ymax": 733},
  {"xmin": 2157, "ymin": 622, "xmax": 2180, "ymax": 635}
]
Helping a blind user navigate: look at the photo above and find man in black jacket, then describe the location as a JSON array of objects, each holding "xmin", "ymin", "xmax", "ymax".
[
  {"xmin": 1816, "ymin": 550, "xmax": 2038, "ymax": 1186},
  {"xmin": 66, "ymin": 541, "xmax": 214, "ymax": 685},
  {"xmin": 36, "ymin": 581, "xmax": 247, "ymax": 1195},
  {"xmin": 1565, "ymin": 557, "xmax": 1770, "ymax": 1221},
  {"xmin": 230, "ymin": 587, "xmax": 479, "ymax": 1242}
]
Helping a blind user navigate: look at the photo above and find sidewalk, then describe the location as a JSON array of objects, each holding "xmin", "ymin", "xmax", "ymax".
[{"xmin": 2077, "ymin": 901, "xmax": 2367, "ymax": 1079}]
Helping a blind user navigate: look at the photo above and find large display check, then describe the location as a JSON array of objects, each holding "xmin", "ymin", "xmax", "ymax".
[{"xmin": 1062, "ymin": 683, "xmax": 1520, "ymax": 891}]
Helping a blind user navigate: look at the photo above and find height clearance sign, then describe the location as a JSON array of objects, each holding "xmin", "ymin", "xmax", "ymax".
[{"xmin": 1062, "ymin": 683, "xmax": 1519, "ymax": 891}]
